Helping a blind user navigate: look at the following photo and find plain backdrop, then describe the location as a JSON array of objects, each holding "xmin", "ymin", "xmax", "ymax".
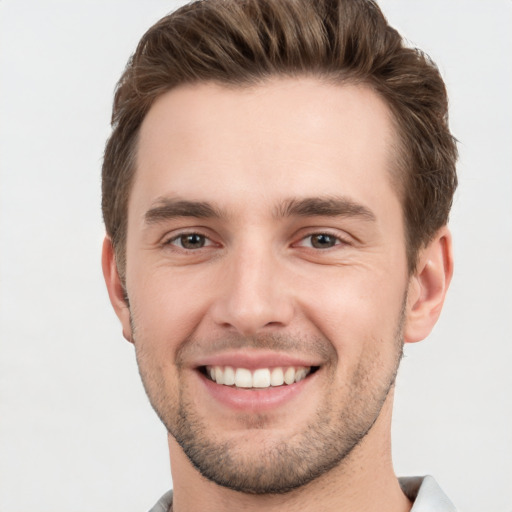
[{"xmin": 1, "ymin": 1, "xmax": 511, "ymax": 511}]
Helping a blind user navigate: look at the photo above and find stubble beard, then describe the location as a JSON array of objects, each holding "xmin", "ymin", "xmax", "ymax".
[{"xmin": 132, "ymin": 300, "xmax": 406, "ymax": 495}]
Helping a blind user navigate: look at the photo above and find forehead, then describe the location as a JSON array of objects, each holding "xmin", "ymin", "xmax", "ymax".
[{"xmin": 132, "ymin": 77, "xmax": 400, "ymax": 219}]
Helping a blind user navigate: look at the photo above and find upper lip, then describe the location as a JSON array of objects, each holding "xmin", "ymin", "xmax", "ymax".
[{"xmin": 193, "ymin": 350, "xmax": 323, "ymax": 370}]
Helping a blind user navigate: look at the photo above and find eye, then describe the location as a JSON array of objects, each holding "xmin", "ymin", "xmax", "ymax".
[
  {"xmin": 309, "ymin": 233, "xmax": 338, "ymax": 249},
  {"xmin": 298, "ymin": 233, "xmax": 343, "ymax": 249},
  {"xmin": 167, "ymin": 233, "xmax": 211, "ymax": 250}
]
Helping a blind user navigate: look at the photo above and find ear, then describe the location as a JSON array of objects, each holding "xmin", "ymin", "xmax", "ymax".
[
  {"xmin": 404, "ymin": 226, "xmax": 453, "ymax": 344},
  {"xmin": 101, "ymin": 236, "xmax": 133, "ymax": 343}
]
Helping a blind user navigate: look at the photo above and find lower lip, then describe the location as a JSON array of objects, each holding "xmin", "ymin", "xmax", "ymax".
[{"xmin": 197, "ymin": 370, "xmax": 317, "ymax": 411}]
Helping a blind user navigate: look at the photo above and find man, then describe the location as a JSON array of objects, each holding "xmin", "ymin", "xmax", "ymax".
[{"xmin": 101, "ymin": 0, "xmax": 458, "ymax": 510}]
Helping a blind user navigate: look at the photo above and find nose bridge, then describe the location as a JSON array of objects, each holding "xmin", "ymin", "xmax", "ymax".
[{"xmin": 212, "ymin": 236, "xmax": 293, "ymax": 335}]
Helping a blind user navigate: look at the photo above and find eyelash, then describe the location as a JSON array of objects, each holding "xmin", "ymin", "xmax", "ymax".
[
  {"xmin": 162, "ymin": 230, "xmax": 349, "ymax": 251},
  {"xmin": 295, "ymin": 231, "xmax": 349, "ymax": 250},
  {"xmin": 163, "ymin": 231, "xmax": 213, "ymax": 250}
]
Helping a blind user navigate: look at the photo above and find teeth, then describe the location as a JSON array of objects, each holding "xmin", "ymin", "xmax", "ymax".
[
  {"xmin": 284, "ymin": 367, "xmax": 295, "ymax": 385},
  {"xmin": 235, "ymin": 368, "xmax": 252, "ymax": 388},
  {"xmin": 295, "ymin": 368, "xmax": 307, "ymax": 383},
  {"xmin": 270, "ymin": 367, "xmax": 284, "ymax": 386},
  {"xmin": 205, "ymin": 365, "xmax": 312, "ymax": 388},
  {"xmin": 253, "ymin": 368, "xmax": 271, "ymax": 388},
  {"xmin": 223, "ymin": 366, "xmax": 235, "ymax": 386}
]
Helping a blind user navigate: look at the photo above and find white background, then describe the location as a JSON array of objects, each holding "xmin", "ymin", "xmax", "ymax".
[{"xmin": 1, "ymin": 1, "xmax": 511, "ymax": 511}]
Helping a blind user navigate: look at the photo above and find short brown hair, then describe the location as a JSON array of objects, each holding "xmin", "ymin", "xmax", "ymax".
[{"xmin": 102, "ymin": 0, "xmax": 457, "ymax": 280}]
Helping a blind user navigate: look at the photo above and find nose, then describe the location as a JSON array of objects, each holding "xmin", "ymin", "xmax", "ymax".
[{"xmin": 210, "ymin": 243, "xmax": 294, "ymax": 336}]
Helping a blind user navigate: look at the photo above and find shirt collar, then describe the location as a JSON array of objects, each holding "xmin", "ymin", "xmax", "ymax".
[{"xmin": 399, "ymin": 475, "xmax": 458, "ymax": 511}]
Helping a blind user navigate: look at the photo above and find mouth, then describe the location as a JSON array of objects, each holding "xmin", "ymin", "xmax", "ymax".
[{"xmin": 200, "ymin": 365, "xmax": 320, "ymax": 389}]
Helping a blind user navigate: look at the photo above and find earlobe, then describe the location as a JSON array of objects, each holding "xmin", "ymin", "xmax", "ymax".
[
  {"xmin": 101, "ymin": 237, "xmax": 133, "ymax": 343},
  {"xmin": 404, "ymin": 227, "xmax": 453, "ymax": 344}
]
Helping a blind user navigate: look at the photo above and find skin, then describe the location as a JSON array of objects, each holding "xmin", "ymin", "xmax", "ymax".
[{"xmin": 103, "ymin": 77, "xmax": 453, "ymax": 512}]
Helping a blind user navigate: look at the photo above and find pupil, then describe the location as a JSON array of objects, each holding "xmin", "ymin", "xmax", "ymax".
[
  {"xmin": 182, "ymin": 234, "xmax": 205, "ymax": 249},
  {"xmin": 312, "ymin": 234, "xmax": 335, "ymax": 248}
]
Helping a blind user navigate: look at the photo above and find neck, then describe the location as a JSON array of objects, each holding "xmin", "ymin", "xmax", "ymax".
[{"xmin": 168, "ymin": 394, "xmax": 411, "ymax": 512}]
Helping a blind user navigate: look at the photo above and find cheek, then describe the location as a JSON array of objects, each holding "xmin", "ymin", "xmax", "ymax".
[
  {"xmin": 299, "ymin": 267, "xmax": 406, "ymax": 357},
  {"xmin": 127, "ymin": 266, "xmax": 214, "ymax": 353},
  {"xmin": 128, "ymin": 272, "xmax": 208, "ymax": 408}
]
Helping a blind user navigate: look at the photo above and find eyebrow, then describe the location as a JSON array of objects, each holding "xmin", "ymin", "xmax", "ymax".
[
  {"xmin": 275, "ymin": 196, "xmax": 376, "ymax": 221},
  {"xmin": 144, "ymin": 196, "xmax": 376, "ymax": 224},
  {"xmin": 144, "ymin": 199, "xmax": 225, "ymax": 224}
]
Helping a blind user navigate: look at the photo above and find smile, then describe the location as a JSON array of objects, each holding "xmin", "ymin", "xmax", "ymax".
[{"xmin": 203, "ymin": 365, "xmax": 317, "ymax": 388}]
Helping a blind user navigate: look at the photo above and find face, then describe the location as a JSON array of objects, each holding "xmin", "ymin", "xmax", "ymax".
[{"xmin": 118, "ymin": 78, "xmax": 412, "ymax": 493}]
